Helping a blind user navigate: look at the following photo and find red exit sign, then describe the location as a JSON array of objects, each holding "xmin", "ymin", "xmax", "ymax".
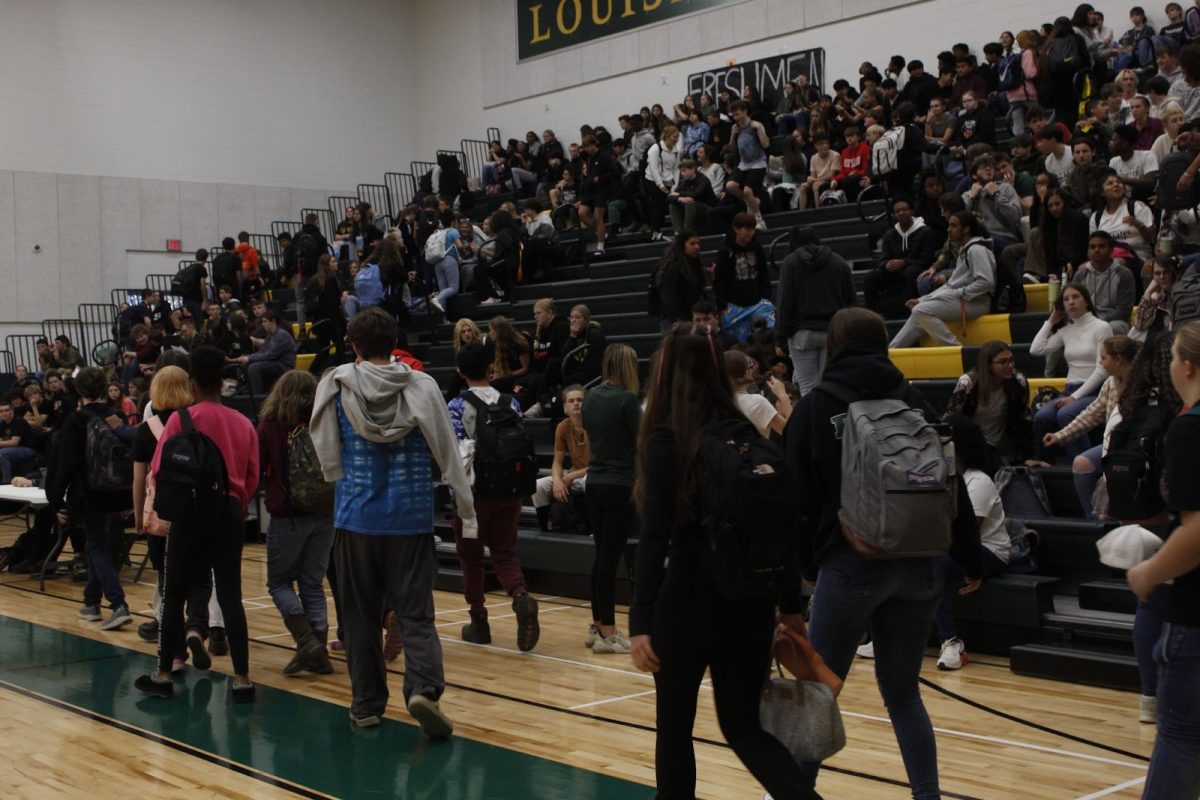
[{"xmin": 165, "ymin": 239, "xmax": 182, "ymax": 252}]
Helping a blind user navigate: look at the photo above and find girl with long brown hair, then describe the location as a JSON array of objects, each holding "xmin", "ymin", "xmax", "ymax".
[
  {"xmin": 306, "ymin": 254, "xmax": 346, "ymax": 374},
  {"xmin": 486, "ymin": 315, "xmax": 530, "ymax": 393}
]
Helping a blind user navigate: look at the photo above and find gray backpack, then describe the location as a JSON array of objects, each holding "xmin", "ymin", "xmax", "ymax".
[{"xmin": 819, "ymin": 382, "xmax": 955, "ymax": 558}]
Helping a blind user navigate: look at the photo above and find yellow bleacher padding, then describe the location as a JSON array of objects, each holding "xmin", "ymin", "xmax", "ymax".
[
  {"xmin": 1026, "ymin": 284, "xmax": 1049, "ymax": 313},
  {"xmin": 295, "ymin": 353, "xmax": 316, "ymax": 372},
  {"xmin": 292, "ymin": 322, "xmax": 313, "ymax": 338},
  {"xmin": 1027, "ymin": 377, "xmax": 1068, "ymax": 403},
  {"xmin": 889, "ymin": 346, "xmax": 964, "ymax": 380},
  {"xmin": 918, "ymin": 314, "xmax": 1012, "ymax": 347}
]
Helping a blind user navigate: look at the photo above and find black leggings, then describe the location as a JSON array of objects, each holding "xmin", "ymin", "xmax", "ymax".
[
  {"xmin": 643, "ymin": 180, "xmax": 670, "ymax": 233},
  {"xmin": 585, "ymin": 482, "xmax": 635, "ymax": 626},
  {"xmin": 158, "ymin": 496, "xmax": 249, "ymax": 675},
  {"xmin": 147, "ymin": 535, "xmax": 212, "ymax": 636},
  {"xmin": 652, "ymin": 562, "xmax": 819, "ymax": 799}
]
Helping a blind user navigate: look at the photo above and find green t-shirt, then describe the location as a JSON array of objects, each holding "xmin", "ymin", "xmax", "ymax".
[
  {"xmin": 581, "ymin": 383, "xmax": 641, "ymax": 486},
  {"xmin": 1012, "ymin": 171, "xmax": 1036, "ymax": 199}
]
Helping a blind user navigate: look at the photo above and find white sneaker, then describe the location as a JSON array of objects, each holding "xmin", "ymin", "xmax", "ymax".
[
  {"xmin": 856, "ymin": 641, "xmax": 875, "ymax": 659},
  {"xmin": 584, "ymin": 624, "xmax": 600, "ymax": 648},
  {"xmin": 937, "ymin": 637, "xmax": 967, "ymax": 670},
  {"xmin": 525, "ymin": 403, "xmax": 543, "ymax": 418},
  {"xmin": 755, "ymin": 216, "xmax": 768, "ymax": 231},
  {"xmin": 1140, "ymin": 695, "xmax": 1159, "ymax": 724},
  {"xmin": 428, "ymin": 296, "xmax": 445, "ymax": 314},
  {"xmin": 591, "ymin": 631, "xmax": 631, "ymax": 654}
]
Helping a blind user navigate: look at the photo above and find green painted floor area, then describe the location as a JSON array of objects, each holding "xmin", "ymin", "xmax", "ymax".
[{"xmin": 0, "ymin": 615, "xmax": 654, "ymax": 799}]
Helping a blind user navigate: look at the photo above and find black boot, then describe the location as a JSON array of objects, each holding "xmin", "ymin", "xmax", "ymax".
[
  {"xmin": 461, "ymin": 611, "xmax": 491, "ymax": 644},
  {"xmin": 536, "ymin": 506, "xmax": 550, "ymax": 531},
  {"xmin": 282, "ymin": 615, "xmax": 323, "ymax": 676},
  {"xmin": 307, "ymin": 626, "xmax": 335, "ymax": 675}
]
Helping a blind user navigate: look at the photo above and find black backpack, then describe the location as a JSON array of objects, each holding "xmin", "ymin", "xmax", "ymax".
[
  {"xmin": 84, "ymin": 411, "xmax": 133, "ymax": 492},
  {"xmin": 997, "ymin": 52, "xmax": 1024, "ymax": 91},
  {"xmin": 302, "ymin": 277, "xmax": 322, "ymax": 319},
  {"xmin": 461, "ymin": 392, "xmax": 537, "ymax": 498},
  {"xmin": 1103, "ymin": 391, "xmax": 1172, "ymax": 521},
  {"xmin": 1157, "ymin": 152, "xmax": 1200, "ymax": 210},
  {"xmin": 647, "ymin": 264, "xmax": 663, "ymax": 317},
  {"xmin": 171, "ymin": 263, "xmax": 202, "ymax": 297},
  {"xmin": 293, "ymin": 232, "xmax": 323, "ymax": 281},
  {"xmin": 1048, "ymin": 35, "xmax": 1085, "ymax": 74},
  {"xmin": 152, "ymin": 407, "xmax": 229, "ymax": 522},
  {"xmin": 697, "ymin": 418, "xmax": 799, "ymax": 599}
]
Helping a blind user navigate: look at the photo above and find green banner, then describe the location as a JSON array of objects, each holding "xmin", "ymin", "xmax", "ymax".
[{"xmin": 517, "ymin": 0, "xmax": 742, "ymax": 61}]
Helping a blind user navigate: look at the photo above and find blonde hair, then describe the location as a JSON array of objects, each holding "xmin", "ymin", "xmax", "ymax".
[
  {"xmin": 603, "ymin": 344, "xmax": 639, "ymax": 393},
  {"xmin": 1162, "ymin": 100, "xmax": 1185, "ymax": 122},
  {"xmin": 1016, "ymin": 29, "xmax": 1038, "ymax": 51},
  {"xmin": 534, "ymin": 298, "xmax": 556, "ymax": 314},
  {"xmin": 1175, "ymin": 320, "xmax": 1200, "ymax": 366},
  {"xmin": 866, "ymin": 124, "xmax": 885, "ymax": 141},
  {"xmin": 149, "ymin": 366, "xmax": 193, "ymax": 411},
  {"xmin": 1116, "ymin": 68, "xmax": 1140, "ymax": 92},
  {"xmin": 452, "ymin": 318, "xmax": 483, "ymax": 353}
]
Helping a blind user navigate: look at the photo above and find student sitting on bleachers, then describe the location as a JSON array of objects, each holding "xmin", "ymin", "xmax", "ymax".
[
  {"xmin": 518, "ymin": 299, "xmax": 571, "ymax": 416},
  {"xmin": 1132, "ymin": 256, "xmax": 1180, "ymax": 342},
  {"xmin": 1041, "ymin": 335, "xmax": 1138, "ymax": 518},
  {"xmin": 866, "ymin": 196, "xmax": 939, "ymax": 319},
  {"xmin": 713, "ymin": 213, "xmax": 772, "ymax": 343},
  {"xmin": 944, "ymin": 340, "xmax": 1034, "ymax": 473},
  {"xmin": 931, "ymin": 415, "xmax": 1013, "ymax": 671},
  {"xmin": 533, "ymin": 384, "xmax": 589, "ymax": 531},
  {"xmin": 561, "ymin": 305, "xmax": 606, "ymax": 389},
  {"xmin": 914, "ymin": 193, "xmax": 967, "ymax": 297},
  {"xmin": 485, "ymin": 316, "xmax": 530, "ymax": 394},
  {"xmin": 1030, "ymin": 282, "xmax": 1113, "ymax": 462},
  {"xmin": 1073, "ymin": 231, "xmax": 1137, "ymax": 334},
  {"xmin": 889, "ymin": 211, "xmax": 996, "ymax": 348}
]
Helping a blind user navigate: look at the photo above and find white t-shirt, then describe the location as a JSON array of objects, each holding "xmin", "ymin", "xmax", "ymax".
[
  {"xmin": 1090, "ymin": 199, "xmax": 1156, "ymax": 261},
  {"xmin": 1108, "ymin": 152, "xmax": 1159, "ymax": 197},
  {"xmin": 1044, "ymin": 150, "xmax": 1075, "ymax": 184},
  {"xmin": 964, "ymin": 468, "xmax": 1011, "ymax": 564},
  {"xmin": 736, "ymin": 392, "xmax": 777, "ymax": 439}
]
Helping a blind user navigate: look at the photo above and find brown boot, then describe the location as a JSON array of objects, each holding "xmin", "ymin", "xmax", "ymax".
[
  {"xmin": 307, "ymin": 625, "xmax": 335, "ymax": 675},
  {"xmin": 282, "ymin": 615, "xmax": 323, "ymax": 676}
]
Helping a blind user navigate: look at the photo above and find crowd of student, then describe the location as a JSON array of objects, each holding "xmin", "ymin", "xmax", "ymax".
[{"xmin": 6, "ymin": 4, "xmax": 1200, "ymax": 798}]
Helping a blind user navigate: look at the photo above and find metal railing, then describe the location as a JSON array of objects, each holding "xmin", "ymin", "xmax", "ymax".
[
  {"xmin": 78, "ymin": 303, "xmax": 119, "ymax": 359},
  {"xmin": 271, "ymin": 220, "xmax": 302, "ymax": 241},
  {"xmin": 357, "ymin": 184, "xmax": 392, "ymax": 220},
  {"xmin": 460, "ymin": 139, "xmax": 492, "ymax": 182},
  {"xmin": 248, "ymin": 233, "xmax": 279, "ymax": 276},
  {"xmin": 300, "ymin": 208, "xmax": 336, "ymax": 242},
  {"xmin": 486, "ymin": 127, "xmax": 501, "ymax": 143},
  {"xmin": 0, "ymin": 350, "xmax": 15, "ymax": 374},
  {"xmin": 411, "ymin": 161, "xmax": 437, "ymax": 186},
  {"xmin": 41, "ymin": 319, "xmax": 88, "ymax": 365},
  {"xmin": 385, "ymin": 172, "xmax": 417, "ymax": 210},
  {"xmin": 111, "ymin": 288, "xmax": 144, "ymax": 309},
  {"xmin": 6, "ymin": 336, "xmax": 41, "ymax": 373},
  {"xmin": 327, "ymin": 195, "xmax": 360, "ymax": 229}
]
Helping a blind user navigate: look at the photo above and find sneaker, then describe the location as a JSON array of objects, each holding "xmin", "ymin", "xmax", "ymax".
[
  {"xmin": 186, "ymin": 631, "xmax": 212, "ymax": 671},
  {"xmin": 755, "ymin": 217, "xmax": 768, "ymax": 232},
  {"xmin": 171, "ymin": 657, "xmax": 188, "ymax": 675},
  {"xmin": 78, "ymin": 604, "xmax": 102, "ymax": 622},
  {"xmin": 101, "ymin": 604, "xmax": 132, "ymax": 630},
  {"xmin": 138, "ymin": 619, "xmax": 159, "ymax": 642},
  {"xmin": 407, "ymin": 694, "xmax": 453, "ymax": 739},
  {"xmin": 479, "ymin": 297, "xmax": 502, "ymax": 306},
  {"xmin": 134, "ymin": 673, "xmax": 174, "ymax": 698},
  {"xmin": 349, "ymin": 711, "xmax": 381, "ymax": 728},
  {"xmin": 621, "ymin": 222, "xmax": 640, "ymax": 234},
  {"xmin": 513, "ymin": 594, "xmax": 540, "ymax": 653},
  {"xmin": 594, "ymin": 245, "xmax": 605, "ymax": 256},
  {"xmin": 383, "ymin": 611, "xmax": 404, "ymax": 661},
  {"xmin": 584, "ymin": 624, "xmax": 601, "ymax": 648},
  {"xmin": 429, "ymin": 296, "xmax": 445, "ymax": 314},
  {"xmin": 856, "ymin": 641, "xmax": 875, "ymax": 659},
  {"xmin": 1140, "ymin": 695, "xmax": 1159, "ymax": 724},
  {"xmin": 208, "ymin": 626, "xmax": 229, "ymax": 656},
  {"xmin": 592, "ymin": 631, "xmax": 631, "ymax": 654},
  {"xmin": 330, "ymin": 639, "xmax": 345, "ymax": 652},
  {"xmin": 937, "ymin": 637, "xmax": 967, "ymax": 670},
  {"xmin": 525, "ymin": 402, "xmax": 543, "ymax": 418}
]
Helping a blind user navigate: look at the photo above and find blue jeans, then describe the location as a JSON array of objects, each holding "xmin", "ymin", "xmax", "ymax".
[
  {"xmin": 805, "ymin": 543, "xmax": 942, "ymax": 799},
  {"xmin": 935, "ymin": 546, "xmax": 1007, "ymax": 641},
  {"xmin": 1033, "ymin": 382, "xmax": 1096, "ymax": 462},
  {"xmin": 266, "ymin": 514, "xmax": 334, "ymax": 628},
  {"xmin": 82, "ymin": 507, "xmax": 125, "ymax": 609},
  {"xmin": 916, "ymin": 268, "xmax": 953, "ymax": 296},
  {"xmin": 1073, "ymin": 444, "xmax": 1103, "ymax": 518},
  {"xmin": 0, "ymin": 445, "xmax": 38, "ymax": 484},
  {"xmin": 1135, "ymin": 587, "xmax": 1169, "ymax": 698},
  {"xmin": 787, "ymin": 329, "xmax": 826, "ymax": 396},
  {"xmin": 1143, "ymin": 622, "xmax": 1200, "ymax": 799},
  {"xmin": 434, "ymin": 255, "xmax": 460, "ymax": 309}
]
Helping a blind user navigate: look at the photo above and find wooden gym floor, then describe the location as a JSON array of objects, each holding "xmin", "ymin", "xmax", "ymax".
[{"xmin": 0, "ymin": 521, "xmax": 1155, "ymax": 799}]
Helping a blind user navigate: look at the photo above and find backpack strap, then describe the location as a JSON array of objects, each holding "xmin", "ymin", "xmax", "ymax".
[
  {"xmin": 147, "ymin": 415, "xmax": 164, "ymax": 440},
  {"xmin": 177, "ymin": 406, "xmax": 195, "ymax": 434}
]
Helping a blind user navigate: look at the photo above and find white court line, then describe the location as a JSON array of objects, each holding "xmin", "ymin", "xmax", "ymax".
[
  {"xmin": 435, "ymin": 594, "xmax": 566, "ymax": 616},
  {"xmin": 1072, "ymin": 776, "xmax": 1147, "ymax": 799},
  {"xmin": 570, "ymin": 679, "xmax": 712, "ymax": 711},
  {"xmin": 441, "ymin": 636, "xmax": 650, "ymax": 677},
  {"xmin": 434, "ymin": 604, "xmax": 576, "ymax": 628},
  {"xmin": 253, "ymin": 631, "xmax": 291, "ymax": 640},
  {"xmin": 842, "ymin": 710, "xmax": 1147, "ymax": 770}
]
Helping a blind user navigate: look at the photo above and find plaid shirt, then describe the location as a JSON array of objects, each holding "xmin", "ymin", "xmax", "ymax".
[{"xmin": 333, "ymin": 395, "xmax": 434, "ymax": 535}]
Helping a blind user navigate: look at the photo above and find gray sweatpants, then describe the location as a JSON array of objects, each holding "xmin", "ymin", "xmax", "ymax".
[
  {"xmin": 335, "ymin": 530, "xmax": 444, "ymax": 718},
  {"xmin": 889, "ymin": 294, "xmax": 991, "ymax": 348}
]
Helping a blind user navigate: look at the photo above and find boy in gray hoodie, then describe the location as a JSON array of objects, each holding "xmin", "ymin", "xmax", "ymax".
[{"xmin": 311, "ymin": 308, "xmax": 476, "ymax": 734}]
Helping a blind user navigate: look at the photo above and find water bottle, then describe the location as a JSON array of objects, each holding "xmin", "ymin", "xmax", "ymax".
[
  {"xmin": 1048, "ymin": 273, "xmax": 1060, "ymax": 306},
  {"xmin": 1159, "ymin": 219, "xmax": 1175, "ymax": 257}
]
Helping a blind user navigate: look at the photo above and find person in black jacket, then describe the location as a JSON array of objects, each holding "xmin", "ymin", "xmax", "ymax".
[
  {"xmin": 516, "ymin": 298, "xmax": 572, "ymax": 414},
  {"xmin": 865, "ymin": 197, "xmax": 940, "ymax": 318},
  {"xmin": 305, "ymin": 255, "xmax": 347, "ymax": 375},
  {"xmin": 478, "ymin": 210, "xmax": 523, "ymax": 305},
  {"xmin": 44, "ymin": 367, "xmax": 137, "ymax": 631},
  {"xmin": 654, "ymin": 231, "xmax": 708, "ymax": 333},
  {"xmin": 667, "ymin": 160, "xmax": 717, "ymax": 235},
  {"xmin": 629, "ymin": 324, "xmax": 817, "ymax": 800},
  {"xmin": 899, "ymin": 60, "xmax": 940, "ymax": 115},
  {"xmin": 774, "ymin": 226, "xmax": 856, "ymax": 395},
  {"xmin": 782, "ymin": 307, "xmax": 983, "ymax": 797},
  {"xmin": 561, "ymin": 305, "xmax": 607, "ymax": 388},
  {"xmin": 711, "ymin": 213, "xmax": 770, "ymax": 342},
  {"xmin": 577, "ymin": 134, "xmax": 617, "ymax": 256},
  {"xmin": 211, "ymin": 238, "xmax": 242, "ymax": 300}
]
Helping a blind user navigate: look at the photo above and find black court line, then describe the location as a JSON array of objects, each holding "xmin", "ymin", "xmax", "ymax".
[
  {"xmin": 918, "ymin": 676, "xmax": 1152, "ymax": 763},
  {"xmin": 3, "ymin": 579, "xmax": 955, "ymax": 798},
  {"xmin": 0, "ymin": 678, "xmax": 328, "ymax": 800}
]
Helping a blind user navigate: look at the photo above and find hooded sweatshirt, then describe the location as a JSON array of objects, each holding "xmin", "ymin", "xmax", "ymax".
[
  {"xmin": 310, "ymin": 360, "xmax": 475, "ymax": 535},
  {"xmin": 712, "ymin": 231, "xmax": 769, "ymax": 309},
  {"xmin": 878, "ymin": 217, "xmax": 938, "ymax": 271},
  {"xmin": 928, "ymin": 236, "xmax": 996, "ymax": 304},
  {"xmin": 782, "ymin": 350, "xmax": 983, "ymax": 591},
  {"xmin": 962, "ymin": 182, "xmax": 1022, "ymax": 241},
  {"xmin": 774, "ymin": 244, "xmax": 856, "ymax": 345}
]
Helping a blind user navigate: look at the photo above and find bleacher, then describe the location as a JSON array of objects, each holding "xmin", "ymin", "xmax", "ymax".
[{"xmin": 9, "ymin": 138, "xmax": 1139, "ymax": 694}]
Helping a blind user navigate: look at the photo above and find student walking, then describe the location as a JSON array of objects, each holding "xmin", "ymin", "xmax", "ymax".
[
  {"xmin": 581, "ymin": 344, "xmax": 641, "ymax": 654},
  {"xmin": 1127, "ymin": 321, "xmax": 1200, "ymax": 798},
  {"xmin": 136, "ymin": 346, "xmax": 260, "ymax": 702},
  {"xmin": 630, "ymin": 323, "xmax": 818, "ymax": 800},
  {"xmin": 258, "ymin": 370, "xmax": 335, "ymax": 676},
  {"xmin": 310, "ymin": 308, "xmax": 476, "ymax": 733},
  {"xmin": 447, "ymin": 343, "xmax": 540, "ymax": 651}
]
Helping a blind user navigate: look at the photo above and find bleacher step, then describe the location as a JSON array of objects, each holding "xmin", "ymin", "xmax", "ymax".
[
  {"xmin": 1078, "ymin": 580, "xmax": 1137, "ymax": 615},
  {"xmin": 1010, "ymin": 643, "xmax": 1140, "ymax": 691}
]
